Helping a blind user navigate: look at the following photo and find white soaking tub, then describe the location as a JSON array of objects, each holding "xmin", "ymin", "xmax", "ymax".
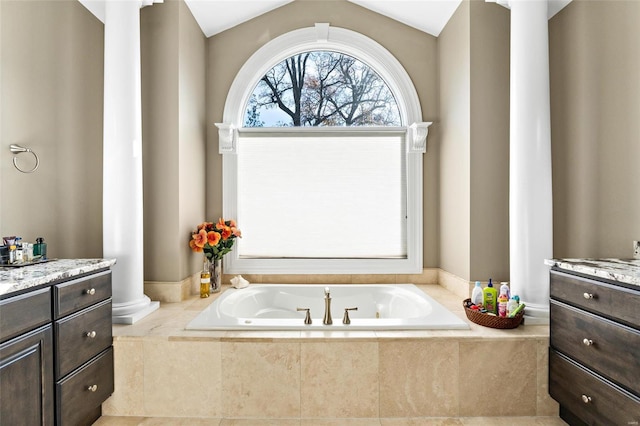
[{"xmin": 185, "ymin": 284, "xmax": 468, "ymax": 330}]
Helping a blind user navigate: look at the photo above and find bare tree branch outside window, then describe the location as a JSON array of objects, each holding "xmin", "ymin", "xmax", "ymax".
[{"xmin": 244, "ymin": 51, "xmax": 401, "ymax": 127}]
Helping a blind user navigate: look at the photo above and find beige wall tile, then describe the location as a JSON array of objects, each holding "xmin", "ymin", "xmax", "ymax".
[
  {"xmin": 222, "ymin": 342, "xmax": 301, "ymax": 417},
  {"xmin": 396, "ymin": 268, "xmax": 440, "ymax": 285},
  {"xmin": 351, "ymin": 275, "xmax": 396, "ymax": 284},
  {"xmin": 143, "ymin": 340, "xmax": 222, "ymax": 418},
  {"xmin": 145, "ymin": 281, "xmax": 186, "ymax": 303},
  {"xmin": 536, "ymin": 338, "xmax": 559, "ymax": 416},
  {"xmin": 379, "ymin": 340, "xmax": 459, "ymax": 417},
  {"xmin": 301, "ymin": 342, "xmax": 379, "ymax": 418},
  {"xmin": 459, "ymin": 339, "xmax": 537, "ymax": 416},
  {"xmin": 306, "ymin": 274, "xmax": 353, "ymax": 284},
  {"xmin": 438, "ymin": 270, "xmax": 472, "ymax": 299},
  {"xmin": 221, "ymin": 420, "xmax": 299, "ymax": 426},
  {"xmin": 381, "ymin": 419, "xmax": 463, "ymax": 425},
  {"xmin": 102, "ymin": 341, "xmax": 145, "ymax": 416},
  {"xmin": 261, "ymin": 275, "xmax": 310, "ymax": 284}
]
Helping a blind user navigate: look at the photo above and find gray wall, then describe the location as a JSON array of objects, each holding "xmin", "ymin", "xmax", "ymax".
[
  {"xmin": 141, "ymin": 0, "xmax": 207, "ymax": 282},
  {"xmin": 438, "ymin": 0, "xmax": 510, "ymax": 282},
  {"xmin": 549, "ymin": 0, "xmax": 640, "ymax": 259},
  {"xmin": 0, "ymin": 0, "xmax": 104, "ymax": 258}
]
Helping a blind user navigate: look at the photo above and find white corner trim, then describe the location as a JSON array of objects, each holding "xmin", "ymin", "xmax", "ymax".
[
  {"xmin": 215, "ymin": 123, "xmax": 237, "ymax": 154},
  {"xmin": 408, "ymin": 122, "xmax": 432, "ymax": 153},
  {"xmin": 315, "ymin": 23, "xmax": 330, "ymax": 42}
]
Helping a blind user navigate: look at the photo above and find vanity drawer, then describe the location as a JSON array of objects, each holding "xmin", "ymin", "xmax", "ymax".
[
  {"xmin": 56, "ymin": 347, "xmax": 114, "ymax": 426},
  {"xmin": 0, "ymin": 287, "xmax": 51, "ymax": 343},
  {"xmin": 549, "ymin": 349, "xmax": 640, "ymax": 425},
  {"xmin": 550, "ymin": 300, "xmax": 640, "ymax": 395},
  {"xmin": 54, "ymin": 270, "xmax": 111, "ymax": 319},
  {"xmin": 54, "ymin": 299, "xmax": 112, "ymax": 379},
  {"xmin": 550, "ymin": 270, "xmax": 640, "ymax": 328}
]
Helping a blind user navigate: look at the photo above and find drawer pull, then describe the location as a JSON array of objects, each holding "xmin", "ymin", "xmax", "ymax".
[
  {"xmin": 582, "ymin": 292, "xmax": 594, "ymax": 299},
  {"xmin": 86, "ymin": 331, "xmax": 97, "ymax": 339},
  {"xmin": 581, "ymin": 394, "xmax": 592, "ymax": 404},
  {"xmin": 87, "ymin": 384, "xmax": 98, "ymax": 392},
  {"xmin": 85, "ymin": 288, "xmax": 96, "ymax": 295},
  {"xmin": 582, "ymin": 338, "xmax": 594, "ymax": 346}
]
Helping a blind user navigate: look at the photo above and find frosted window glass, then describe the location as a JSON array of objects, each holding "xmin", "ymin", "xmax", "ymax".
[{"xmin": 237, "ymin": 135, "xmax": 406, "ymax": 258}]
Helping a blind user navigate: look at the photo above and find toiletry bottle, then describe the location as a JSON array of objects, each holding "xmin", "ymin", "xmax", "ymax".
[
  {"xmin": 507, "ymin": 296, "xmax": 519, "ymax": 316},
  {"xmin": 498, "ymin": 287, "xmax": 509, "ymax": 317},
  {"xmin": 200, "ymin": 258, "xmax": 211, "ymax": 298},
  {"xmin": 14, "ymin": 237, "xmax": 23, "ymax": 263},
  {"xmin": 483, "ymin": 279, "xmax": 498, "ymax": 314},
  {"xmin": 8, "ymin": 245, "xmax": 16, "ymax": 264},
  {"xmin": 499, "ymin": 282, "xmax": 510, "ymax": 300},
  {"xmin": 471, "ymin": 281, "xmax": 484, "ymax": 306},
  {"xmin": 34, "ymin": 237, "xmax": 47, "ymax": 259}
]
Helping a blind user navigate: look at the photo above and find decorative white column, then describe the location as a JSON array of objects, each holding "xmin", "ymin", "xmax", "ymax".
[
  {"xmin": 508, "ymin": 0, "xmax": 553, "ymax": 323},
  {"xmin": 103, "ymin": 0, "xmax": 159, "ymax": 324}
]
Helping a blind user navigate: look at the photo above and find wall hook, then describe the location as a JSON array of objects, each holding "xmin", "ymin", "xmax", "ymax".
[{"xmin": 10, "ymin": 144, "xmax": 39, "ymax": 173}]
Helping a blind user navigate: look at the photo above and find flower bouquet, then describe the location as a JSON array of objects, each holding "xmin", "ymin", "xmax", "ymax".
[{"xmin": 190, "ymin": 218, "xmax": 241, "ymax": 294}]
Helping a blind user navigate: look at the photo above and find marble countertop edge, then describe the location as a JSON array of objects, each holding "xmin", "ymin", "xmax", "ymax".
[
  {"xmin": 0, "ymin": 258, "xmax": 117, "ymax": 297},
  {"xmin": 545, "ymin": 258, "xmax": 640, "ymax": 287}
]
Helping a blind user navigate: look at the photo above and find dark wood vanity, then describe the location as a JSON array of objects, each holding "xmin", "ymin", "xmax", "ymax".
[
  {"xmin": 0, "ymin": 260, "xmax": 115, "ymax": 425},
  {"xmin": 548, "ymin": 261, "xmax": 640, "ymax": 425}
]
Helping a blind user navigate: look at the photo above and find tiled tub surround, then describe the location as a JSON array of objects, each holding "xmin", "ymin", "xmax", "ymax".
[{"xmin": 102, "ymin": 284, "xmax": 560, "ymax": 422}]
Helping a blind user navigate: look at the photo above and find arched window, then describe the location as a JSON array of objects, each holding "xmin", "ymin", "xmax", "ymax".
[
  {"xmin": 244, "ymin": 51, "xmax": 401, "ymax": 127},
  {"xmin": 216, "ymin": 24, "xmax": 430, "ymax": 274}
]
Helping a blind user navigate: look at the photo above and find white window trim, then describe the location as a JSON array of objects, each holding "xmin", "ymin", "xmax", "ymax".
[{"xmin": 216, "ymin": 23, "xmax": 430, "ymax": 275}]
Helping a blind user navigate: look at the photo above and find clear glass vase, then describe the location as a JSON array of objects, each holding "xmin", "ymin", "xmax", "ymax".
[{"xmin": 209, "ymin": 258, "xmax": 222, "ymax": 293}]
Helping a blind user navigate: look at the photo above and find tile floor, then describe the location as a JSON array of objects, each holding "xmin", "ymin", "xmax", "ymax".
[{"xmin": 94, "ymin": 416, "xmax": 568, "ymax": 425}]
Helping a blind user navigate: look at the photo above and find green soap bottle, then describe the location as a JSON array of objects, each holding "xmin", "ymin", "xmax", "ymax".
[{"xmin": 482, "ymin": 278, "xmax": 498, "ymax": 314}]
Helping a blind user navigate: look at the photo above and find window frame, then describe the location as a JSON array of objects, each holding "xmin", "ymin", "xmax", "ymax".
[{"xmin": 216, "ymin": 24, "xmax": 430, "ymax": 275}]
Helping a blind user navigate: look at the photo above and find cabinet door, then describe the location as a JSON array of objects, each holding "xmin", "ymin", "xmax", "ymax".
[{"xmin": 0, "ymin": 325, "xmax": 54, "ymax": 426}]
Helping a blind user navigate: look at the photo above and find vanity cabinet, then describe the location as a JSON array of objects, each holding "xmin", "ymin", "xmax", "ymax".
[
  {"xmin": 0, "ymin": 288, "xmax": 54, "ymax": 425},
  {"xmin": 53, "ymin": 270, "xmax": 114, "ymax": 425},
  {"xmin": 549, "ymin": 269, "xmax": 640, "ymax": 425},
  {"xmin": 0, "ymin": 267, "xmax": 114, "ymax": 426}
]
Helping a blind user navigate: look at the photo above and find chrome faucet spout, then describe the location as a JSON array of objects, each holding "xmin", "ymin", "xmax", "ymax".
[{"xmin": 323, "ymin": 287, "xmax": 332, "ymax": 325}]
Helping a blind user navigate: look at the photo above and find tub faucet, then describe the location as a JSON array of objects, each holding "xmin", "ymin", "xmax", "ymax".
[{"xmin": 323, "ymin": 287, "xmax": 332, "ymax": 325}]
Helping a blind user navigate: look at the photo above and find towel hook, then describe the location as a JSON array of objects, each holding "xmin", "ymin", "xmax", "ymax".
[{"xmin": 10, "ymin": 144, "xmax": 39, "ymax": 173}]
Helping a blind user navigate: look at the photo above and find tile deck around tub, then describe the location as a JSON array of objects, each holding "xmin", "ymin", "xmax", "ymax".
[
  {"xmin": 111, "ymin": 283, "xmax": 549, "ymax": 341},
  {"xmin": 105, "ymin": 284, "xmax": 558, "ymax": 421}
]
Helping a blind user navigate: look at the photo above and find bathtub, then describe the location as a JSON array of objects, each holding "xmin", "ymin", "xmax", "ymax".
[{"xmin": 185, "ymin": 284, "xmax": 468, "ymax": 330}]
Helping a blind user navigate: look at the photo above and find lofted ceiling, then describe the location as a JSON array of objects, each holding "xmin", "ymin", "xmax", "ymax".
[{"xmin": 79, "ymin": 0, "xmax": 572, "ymax": 38}]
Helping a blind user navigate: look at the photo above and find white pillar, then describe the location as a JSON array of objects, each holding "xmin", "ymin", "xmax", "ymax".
[
  {"xmin": 508, "ymin": 0, "xmax": 553, "ymax": 323},
  {"xmin": 103, "ymin": 0, "xmax": 159, "ymax": 324}
]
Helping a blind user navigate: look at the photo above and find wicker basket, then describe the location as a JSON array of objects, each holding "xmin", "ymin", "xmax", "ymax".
[{"xmin": 462, "ymin": 298, "xmax": 525, "ymax": 329}]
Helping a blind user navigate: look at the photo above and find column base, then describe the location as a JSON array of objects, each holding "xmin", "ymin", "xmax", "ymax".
[
  {"xmin": 112, "ymin": 295, "xmax": 160, "ymax": 324},
  {"xmin": 522, "ymin": 301, "xmax": 550, "ymax": 325}
]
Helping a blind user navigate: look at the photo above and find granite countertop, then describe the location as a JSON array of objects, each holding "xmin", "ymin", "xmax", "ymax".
[
  {"xmin": 545, "ymin": 258, "xmax": 640, "ymax": 288},
  {"xmin": 0, "ymin": 258, "xmax": 116, "ymax": 297}
]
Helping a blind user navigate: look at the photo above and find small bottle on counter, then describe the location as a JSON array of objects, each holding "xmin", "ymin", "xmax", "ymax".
[
  {"xmin": 471, "ymin": 281, "xmax": 484, "ymax": 306},
  {"xmin": 483, "ymin": 278, "xmax": 498, "ymax": 314},
  {"xmin": 498, "ymin": 287, "xmax": 509, "ymax": 317},
  {"xmin": 8, "ymin": 245, "xmax": 17, "ymax": 264},
  {"xmin": 200, "ymin": 258, "xmax": 211, "ymax": 298},
  {"xmin": 507, "ymin": 296, "xmax": 519, "ymax": 316},
  {"xmin": 33, "ymin": 237, "xmax": 47, "ymax": 259},
  {"xmin": 14, "ymin": 237, "xmax": 23, "ymax": 263}
]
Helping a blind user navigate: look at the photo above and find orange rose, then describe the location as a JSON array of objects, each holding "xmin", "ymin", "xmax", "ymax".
[
  {"xmin": 192, "ymin": 229, "xmax": 208, "ymax": 248},
  {"xmin": 189, "ymin": 238, "xmax": 203, "ymax": 252},
  {"xmin": 207, "ymin": 231, "xmax": 221, "ymax": 246},
  {"xmin": 232, "ymin": 227, "xmax": 242, "ymax": 238}
]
